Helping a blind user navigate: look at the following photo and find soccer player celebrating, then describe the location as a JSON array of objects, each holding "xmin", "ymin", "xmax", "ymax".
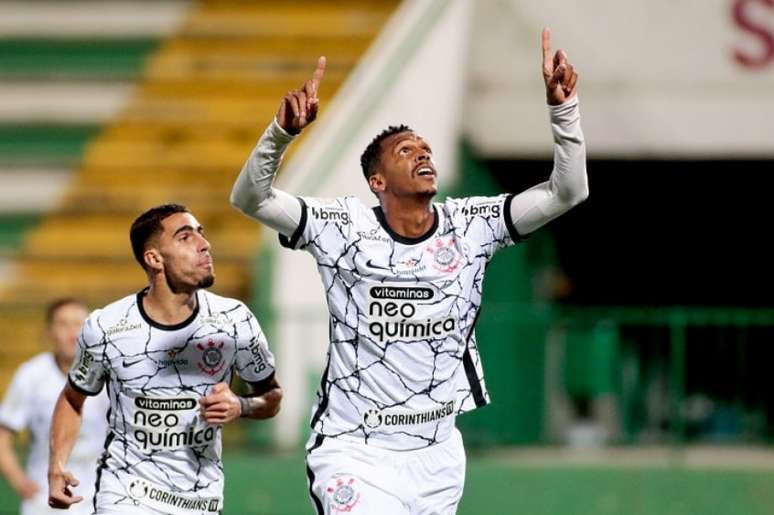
[
  {"xmin": 0, "ymin": 298, "xmax": 109, "ymax": 515},
  {"xmin": 47, "ymin": 204, "xmax": 282, "ymax": 514},
  {"xmin": 231, "ymin": 29, "xmax": 586, "ymax": 514}
]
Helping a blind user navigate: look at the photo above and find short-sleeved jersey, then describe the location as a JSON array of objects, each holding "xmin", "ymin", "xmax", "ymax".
[
  {"xmin": 0, "ymin": 353, "xmax": 109, "ymax": 505},
  {"xmin": 280, "ymin": 194, "xmax": 520, "ymax": 450},
  {"xmin": 68, "ymin": 289, "xmax": 275, "ymax": 506}
]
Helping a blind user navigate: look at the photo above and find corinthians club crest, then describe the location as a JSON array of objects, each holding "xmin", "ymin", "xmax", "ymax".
[
  {"xmin": 327, "ymin": 477, "xmax": 361, "ymax": 512},
  {"xmin": 127, "ymin": 478, "xmax": 149, "ymax": 501},
  {"xmin": 363, "ymin": 409, "xmax": 382, "ymax": 429},
  {"xmin": 425, "ymin": 236, "xmax": 462, "ymax": 273},
  {"xmin": 197, "ymin": 339, "xmax": 225, "ymax": 376}
]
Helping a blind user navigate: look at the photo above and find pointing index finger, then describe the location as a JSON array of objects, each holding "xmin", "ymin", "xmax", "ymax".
[
  {"xmin": 311, "ymin": 56, "xmax": 326, "ymax": 96},
  {"xmin": 541, "ymin": 27, "xmax": 552, "ymax": 71}
]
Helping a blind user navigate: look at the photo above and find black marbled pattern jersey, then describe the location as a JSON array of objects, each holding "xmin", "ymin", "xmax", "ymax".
[
  {"xmin": 69, "ymin": 289, "xmax": 275, "ymax": 504},
  {"xmin": 280, "ymin": 194, "xmax": 519, "ymax": 450}
]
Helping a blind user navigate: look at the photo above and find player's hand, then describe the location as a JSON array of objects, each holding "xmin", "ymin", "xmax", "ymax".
[
  {"xmin": 48, "ymin": 467, "xmax": 83, "ymax": 509},
  {"xmin": 199, "ymin": 382, "xmax": 241, "ymax": 424},
  {"xmin": 12, "ymin": 476, "xmax": 39, "ymax": 500},
  {"xmin": 277, "ymin": 56, "xmax": 326, "ymax": 135},
  {"xmin": 541, "ymin": 28, "xmax": 578, "ymax": 106}
]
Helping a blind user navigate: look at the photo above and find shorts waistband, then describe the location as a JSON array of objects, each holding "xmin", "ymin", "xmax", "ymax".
[{"xmin": 123, "ymin": 474, "xmax": 222, "ymax": 515}]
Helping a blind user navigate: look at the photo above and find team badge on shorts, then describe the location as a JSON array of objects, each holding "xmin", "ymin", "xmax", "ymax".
[
  {"xmin": 197, "ymin": 339, "xmax": 225, "ymax": 376},
  {"xmin": 327, "ymin": 477, "xmax": 361, "ymax": 512}
]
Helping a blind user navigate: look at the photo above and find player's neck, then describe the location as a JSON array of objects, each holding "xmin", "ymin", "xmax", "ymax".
[
  {"xmin": 143, "ymin": 282, "xmax": 198, "ymax": 326},
  {"xmin": 380, "ymin": 196, "xmax": 435, "ymax": 239}
]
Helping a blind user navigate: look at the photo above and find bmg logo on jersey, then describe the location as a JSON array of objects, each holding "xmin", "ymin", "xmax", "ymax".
[
  {"xmin": 367, "ymin": 285, "xmax": 456, "ymax": 343},
  {"xmin": 247, "ymin": 341, "xmax": 270, "ymax": 376},
  {"xmin": 74, "ymin": 349, "xmax": 94, "ymax": 382},
  {"xmin": 461, "ymin": 202, "xmax": 501, "ymax": 219},
  {"xmin": 311, "ymin": 206, "xmax": 350, "ymax": 225}
]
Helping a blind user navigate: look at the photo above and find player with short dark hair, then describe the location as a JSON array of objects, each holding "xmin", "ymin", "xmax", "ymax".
[
  {"xmin": 232, "ymin": 28, "xmax": 586, "ymax": 514},
  {"xmin": 129, "ymin": 203, "xmax": 191, "ymax": 270},
  {"xmin": 0, "ymin": 298, "xmax": 108, "ymax": 515},
  {"xmin": 48, "ymin": 205, "xmax": 282, "ymax": 514},
  {"xmin": 360, "ymin": 124, "xmax": 413, "ymax": 180}
]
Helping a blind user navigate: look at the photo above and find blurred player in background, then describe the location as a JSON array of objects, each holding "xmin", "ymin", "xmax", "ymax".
[
  {"xmin": 232, "ymin": 28, "xmax": 587, "ymax": 514},
  {"xmin": 48, "ymin": 204, "xmax": 282, "ymax": 514},
  {"xmin": 0, "ymin": 298, "xmax": 109, "ymax": 515}
]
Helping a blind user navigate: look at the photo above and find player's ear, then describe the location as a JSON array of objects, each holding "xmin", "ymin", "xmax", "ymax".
[
  {"xmin": 369, "ymin": 172, "xmax": 386, "ymax": 194},
  {"xmin": 143, "ymin": 248, "xmax": 163, "ymax": 272}
]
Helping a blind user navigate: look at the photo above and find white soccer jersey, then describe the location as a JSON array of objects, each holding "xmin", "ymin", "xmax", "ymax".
[
  {"xmin": 68, "ymin": 289, "xmax": 275, "ymax": 514},
  {"xmin": 280, "ymin": 194, "xmax": 519, "ymax": 451},
  {"xmin": 0, "ymin": 352, "xmax": 109, "ymax": 515}
]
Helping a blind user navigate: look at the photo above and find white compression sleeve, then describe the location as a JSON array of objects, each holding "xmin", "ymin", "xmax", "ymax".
[
  {"xmin": 509, "ymin": 97, "xmax": 589, "ymax": 237},
  {"xmin": 230, "ymin": 119, "xmax": 303, "ymax": 237}
]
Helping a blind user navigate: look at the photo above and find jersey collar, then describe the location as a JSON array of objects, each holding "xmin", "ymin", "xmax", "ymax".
[
  {"xmin": 372, "ymin": 205, "xmax": 439, "ymax": 245},
  {"xmin": 136, "ymin": 288, "xmax": 200, "ymax": 331}
]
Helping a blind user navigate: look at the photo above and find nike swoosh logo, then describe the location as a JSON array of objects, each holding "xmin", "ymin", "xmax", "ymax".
[
  {"xmin": 122, "ymin": 358, "xmax": 143, "ymax": 368},
  {"xmin": 366, "ymin": 259, "xmax": 389, "ymax": 270}
]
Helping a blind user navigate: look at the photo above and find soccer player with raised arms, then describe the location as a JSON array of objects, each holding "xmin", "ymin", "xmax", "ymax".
[
  {"xmin": 47, "ymin": 204, "xmax": 282, "ymax": 514},
  {"xmin": 232, "ymin": 29, "xmax": 586, "ymax": 514}
]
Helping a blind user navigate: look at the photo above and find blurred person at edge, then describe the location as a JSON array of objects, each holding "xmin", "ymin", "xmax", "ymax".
[{"xmin": 0, "ymin": 298, "xmax": 109, "ymax": 515}]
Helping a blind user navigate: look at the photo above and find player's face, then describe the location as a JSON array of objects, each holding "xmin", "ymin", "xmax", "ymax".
[
  {"xmin": 156, "ymin": 212, "xmax": 215, "ymax": 293},
  {"xmin": 371, "ymin": 131, "xmax": 438, "ymax": 199},
  {"xmin": 49, "ymin": 303, "xmax": 88, "ymax": 363}
]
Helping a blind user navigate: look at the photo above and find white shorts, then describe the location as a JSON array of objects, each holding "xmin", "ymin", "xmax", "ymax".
[
  {"xmin": 93, "ymin": 470, "xmax": 222, "ymax": 515},
  {"xmin": 305, "ymin": 428, "xmax": 466, "ymax": 515}
]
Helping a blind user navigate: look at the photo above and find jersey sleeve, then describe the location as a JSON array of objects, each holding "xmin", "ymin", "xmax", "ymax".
[
  {"xmin": 449, "ymin": 194, "xmax": 521, "ymax": 257},
  {"xmin": 277, "ymin": 196, "xmax": 355, "ymax": 260},
  {"xmin": 0, "ymin": 363, "xmax": 32, "ymax": 431},
  {"xmin": 233, "ymin": 307, "xmax": 276, "ymax": 384},
  {"xmin": 68, "ymin": 312, "xmax": 108, "ymax": 396}
]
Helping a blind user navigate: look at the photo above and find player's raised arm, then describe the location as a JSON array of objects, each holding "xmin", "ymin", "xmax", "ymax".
[
  {"xmin": 230, "ymin": 57, "xmax": 327, "ymax": 236},
  {"xmin": 47, "ymin": 383, "xmax": 86, "ymax": 509},
  {"xmin": 508, "ymin": 28, "xmax": 588, "ymax": 237}
]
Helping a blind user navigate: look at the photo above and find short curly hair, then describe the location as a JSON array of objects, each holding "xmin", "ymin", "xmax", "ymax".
[{"xmin": 360, "ymin": 124, "xmax": 413, "ymax": 180}]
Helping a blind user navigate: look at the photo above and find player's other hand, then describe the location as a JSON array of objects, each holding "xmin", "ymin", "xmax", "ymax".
[
  {"xmin": 541, "ymin": 28, "xmax": 578, "ymax": 106},
  {"xmin": 48, "ymin": 467, "xmax": 83, "ymax": 509},
  {"xmin": 199, "ymin": 382, "xmax": 241, "ymax": 425},
  {"xmin": 277, "ymin": 56, "xmax": 326, "ymax": 135},
  {"xmin": 13, "ymin": 476, "xmax": 39, "ymax": 500}
]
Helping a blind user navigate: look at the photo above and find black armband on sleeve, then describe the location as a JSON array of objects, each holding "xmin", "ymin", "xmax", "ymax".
[{"xmin": 278, "ymin": 197, "xmax": 308, "ymax": 249}]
